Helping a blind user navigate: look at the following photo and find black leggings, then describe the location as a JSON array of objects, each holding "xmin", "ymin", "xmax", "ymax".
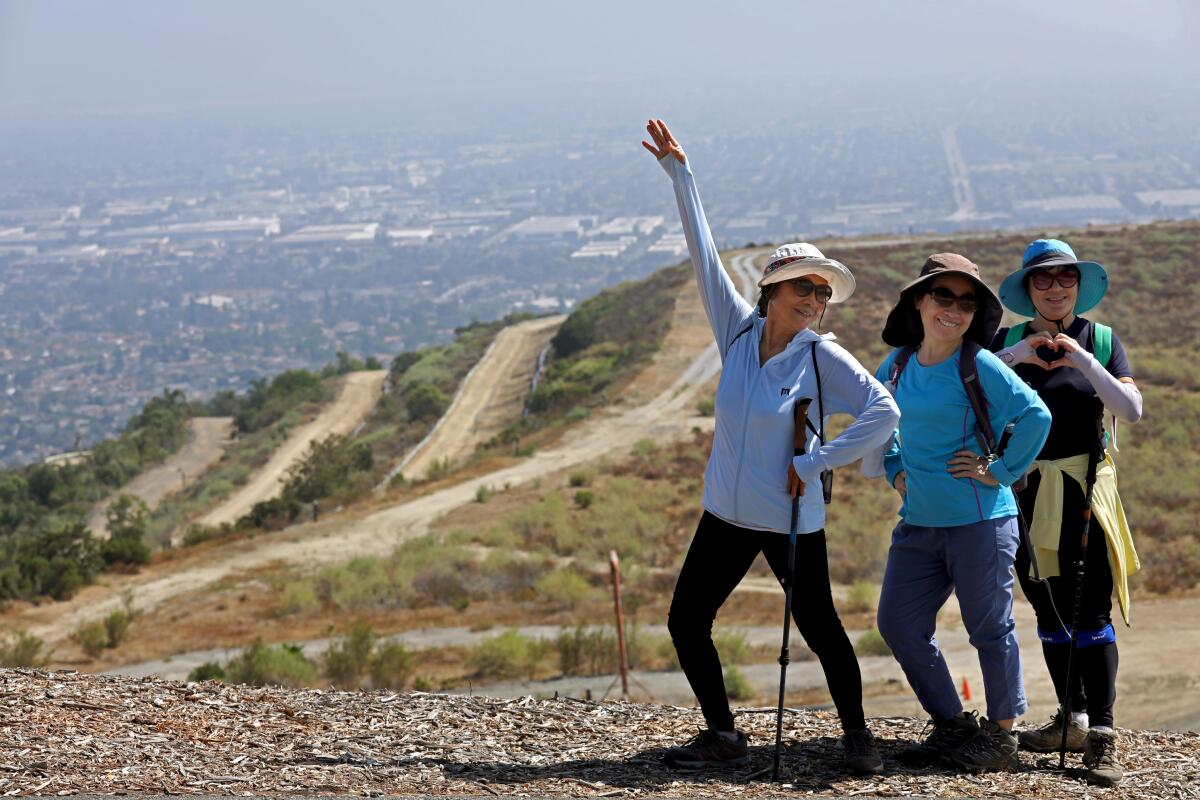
[
  {"xmin": 667, "ymin": 510, "xmax": 865, "ymax": 733},
  {"xmin": 1014, "ymin": 470, "xmax": 1119, "ymax": 728}
]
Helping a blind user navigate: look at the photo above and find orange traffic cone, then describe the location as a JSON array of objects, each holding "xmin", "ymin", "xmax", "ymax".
[{"xmin": 961, "ymin": 677, "xmax": 972, "ymax": 701}]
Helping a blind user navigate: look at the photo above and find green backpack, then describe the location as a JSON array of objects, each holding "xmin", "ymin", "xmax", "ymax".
[{"xmin": 1003, "ymin": 321, "xmax": 1112, "ymax": 368}]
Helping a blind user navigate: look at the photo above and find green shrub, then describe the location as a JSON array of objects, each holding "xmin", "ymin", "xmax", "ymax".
[
  {"xmin": 410, "ymin": 565, "xmax": 472, "ymax": 609},
  {"xmin": 568, "ymin": 471, "xmax": 591, "ymax": 488},
  {"xmin": 182, "ymin": 523, "xmax": 220, "ymax": 547},
  {"xmin": 854, "ymin": 628, "xmax": 892, "ymax": 657},
  {"xmin": 406, "ymin": 382, "xmax": 449, "ymax": 421},
  {"xmin": 101, "ymin": 536, "xmax": 151, "ymax": 568},
  {"xmin": 279, "ymin": 580, "xmax": 320, "ymax": 616},
  {"xmin": 482, "ymin": 551, "xmax": 550, "ymax": 601},
  {"xmin": 713, "ymin": 629, "xmax": 750, "ymax": 665},
  {"xmin": 200, "ymin": 478, "xmax": 234, "ymax": 501},
  {"xmin": 534, "ymin": 568, "xmax": 592, "ymax": 608},
  {"xmin": 0, "ymin": 630, "xmax": 48, "ymax": 667},
  {"xmin": 369, "ymin": 642, "xmax": 413, "ymax": 689},
  {"xmin": 573, "ymin": 490, "xmax": 594, "ymax": 509},
  {"xmin": 188, "ymin": 661, "xmax": 226, "ymax": 682},
  {"xmin": 323, "ymin": 622, "xmax": 376, "ymax": 687},
  {"xmin": 844, "ymin": 580, "xmax": 880, "ymax": 614},
  {"xmin": 696, "ymin": 397, "xmax": 715, "ymax": 417},
  {"xmin": 104, "ymin": 610, "xmax": 132, "ymax": 648},
  {"xmin": 556, "ymin": 626, "xmax": 627, "ymax": 676},
  {"xmin": 72, "ymin": 621, "xmax": 108, "ymax": 659},
  {"xmin": 239, "ymin": 496, "xmax": 303, "ymax": 530},
  {"xmin": 424, "ymin": 457, "xmax": 453, "ymax": 481},
  {"xmin": 475, "ymin": 484, "xmax": 493, "ymax": 503},
  {"xmin": 723, "ymin": 666, "xmax": 754, "ymax": 701},
  {"xmin": 631, "ymin": 438, "xmax": 657, "ymax": 457},
  {"xmin": 224, "ymin": 642, "xmax": 316, "ymax": 687},
  {"xmin": 655, "ymin": 636, "xmax": 681, "ymax": 671},
  {"xmin": 468, "ymin": 630, "xmax": 547, "ymax": 680},
  {"xmin": 565, "ymin": 406, "xmax": 590, "ymax": 423}
]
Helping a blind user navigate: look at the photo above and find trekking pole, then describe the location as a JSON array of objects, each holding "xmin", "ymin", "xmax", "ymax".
[
  {"xmin": 773, "ymin": 397, "xmax": 811, "ymax": 783},
  {"xmin": 1058, "ymin": 420, "xmax": 1104, "ymax": 769}
]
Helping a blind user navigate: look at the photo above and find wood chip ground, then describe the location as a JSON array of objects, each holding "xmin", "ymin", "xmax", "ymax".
[{"xmin": 2, "ymin": 669, "xmax": 1197, "ymax": 797}]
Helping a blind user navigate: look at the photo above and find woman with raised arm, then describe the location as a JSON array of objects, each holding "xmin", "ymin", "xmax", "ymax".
[
  {"xmin": 643, "ymin": 119, "xmax": 898, "ymax": 775},
  {"xmin": 872, "ymin": 255, "xmax": 1051, "ymax": 773},
  {"xmin": 991, "ymin": 239, "xmax": 1141, "ymax": 787}
]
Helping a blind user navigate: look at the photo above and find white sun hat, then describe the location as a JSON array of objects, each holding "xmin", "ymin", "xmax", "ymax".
[{"xmin": 757, "ymin": 243, "xmax": 856, "ymax": 303}]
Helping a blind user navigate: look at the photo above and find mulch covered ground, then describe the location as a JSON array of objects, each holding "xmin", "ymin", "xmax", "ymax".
[{"xmin": 2, "ymin": 669, "xmax": 1198, "ymax": 797}]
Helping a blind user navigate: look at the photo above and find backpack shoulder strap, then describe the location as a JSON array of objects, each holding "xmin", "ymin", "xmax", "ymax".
[
  {"xmin": 1003, "ymin": 322, "xmax": 1028, "ymax": 349},
  {"xmin": 728, "ymin": 320, "xmax": 754, "ymax": 351},
  {"xmin": 810, "ymin": 341, "xmax": 826, "ymax": 444},
  {"xmin": 1092, "ymin": 322, "xmax": 1112, "ymax": 368},
  {"xmin": 959, "ymin": 340, "xmax": 999, "ymax": 456},
  {"xmin": 887, "ymin": 345, "xmax": 915, "ymax": 390}
]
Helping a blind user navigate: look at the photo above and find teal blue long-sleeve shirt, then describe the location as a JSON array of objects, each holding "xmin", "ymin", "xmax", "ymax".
[{"xmin": 874, "ymin": 346, "xmax": 1051, "ymax": 527}]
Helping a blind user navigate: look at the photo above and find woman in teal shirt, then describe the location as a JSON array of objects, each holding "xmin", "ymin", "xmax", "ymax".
[{"xmin": 873, "ymin": 254, "xmax": 1050, "ymax": 772}]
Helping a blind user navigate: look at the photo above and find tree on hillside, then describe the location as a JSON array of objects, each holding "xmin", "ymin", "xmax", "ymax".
[
  {"xmin": 406, "ymin": 382, "xmax": 449, "ymax": 422},
  {"xmin": 101, "ymin": 494, "xmax": 151, "ymax": 568}
]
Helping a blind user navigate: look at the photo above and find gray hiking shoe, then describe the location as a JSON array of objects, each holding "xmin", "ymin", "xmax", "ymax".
[
  {"xmin": 1018, "ymin": 710, "xmax": 1088, "ymax": 753},
  {"xmin": 664, "ymin": 729, "xmax": 750, "ymax": 769},
  {"xmin": 948, "ymin": 717, "xmax": 1020, "ymax": 772},
  {"xmin": 899, "ymin": 711, "xmax": 981, "ymax": 766},
  {"xmin": 1083, "ymin": 728, "xmax": 1123, "ymax": 787},
  {"xmin": 842, "ymin": 727, "xmax": 883, "ymax": 775}
]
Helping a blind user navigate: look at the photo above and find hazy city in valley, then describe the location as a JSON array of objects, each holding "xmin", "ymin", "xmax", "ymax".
[{"xmin": 4, "ymin": 95, "xmax": 1200, "ymax": 463}]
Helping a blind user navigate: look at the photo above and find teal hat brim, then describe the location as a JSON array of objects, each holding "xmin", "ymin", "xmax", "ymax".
[{"xmin": 999, "ymin": 260, "xmax": 1108, "ymax": 317}]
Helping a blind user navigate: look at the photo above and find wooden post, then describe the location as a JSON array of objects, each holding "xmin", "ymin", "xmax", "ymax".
[{"xmin": 609, "ymin": 549, "xmax": 629, "ymax": 698}]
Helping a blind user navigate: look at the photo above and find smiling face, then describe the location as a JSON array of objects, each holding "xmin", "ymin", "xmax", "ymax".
[
  {"xmin": 915, "ymin": 274, "xmax": 976, "ymax": 348},
  {"xmin": 766, "ymin": 273, "xmax": 830, "ymax": 330},
  {"xmin": 1027, "ymin": 265, "xmax": 1080, "ymax": 321}
]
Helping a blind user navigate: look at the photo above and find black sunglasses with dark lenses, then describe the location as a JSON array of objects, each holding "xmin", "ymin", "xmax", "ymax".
[
  {"xmin": 927, "ymin": 286, "xmax": 978, "ymax": 313},
  {"xmin": 1029, "ymin": 266, "xmax": 1080, "ymax": 291},
  {"xmin": 786, "ymin": 278, "xmax": 833, "ymax": 303}
]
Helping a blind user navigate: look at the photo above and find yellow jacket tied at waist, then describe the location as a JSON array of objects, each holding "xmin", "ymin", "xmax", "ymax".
[{"xmin": 1027, "ymin": 452, "xmax": 1140, "ymax": 626}]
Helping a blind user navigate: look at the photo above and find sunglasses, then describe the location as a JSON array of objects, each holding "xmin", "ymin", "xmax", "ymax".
[
  {"xmin": 1029, "ymin": 266, "xmax": 1080, "ymax": 291},
  {"xmin": 926, "ymin": 286, "xmax": 978, "ymax": 313},
  {"xmin": 784, "ymin": 278, "xmax": 833, "ymax": 303}
]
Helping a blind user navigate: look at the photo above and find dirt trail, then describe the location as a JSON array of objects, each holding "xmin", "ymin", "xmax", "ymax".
[
  {"xmin": 399, "ymin": 315, "xmax": 564, "ymax": 481},
  {"xmin": 192, "ymin": 370, "xmax": 386, "ymax": 532},
  {"xmin": 15, "ymin": 254, "xmax": 760, "ymax": 646},
  {"xmin": 87, "ymin": 417, "xmax": 234, "ymax": 537}
]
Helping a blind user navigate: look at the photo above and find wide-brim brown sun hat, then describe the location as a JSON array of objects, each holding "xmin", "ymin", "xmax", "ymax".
[
  {"xmin": 881, "ymin": 253, "xmax": 1003, "ymax": 348},
  {"xmin": 758, "ymin": 243, "xmax": 856, "ymax": 303}
]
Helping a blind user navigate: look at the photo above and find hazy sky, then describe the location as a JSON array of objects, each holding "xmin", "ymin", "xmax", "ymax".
[{"xmin": 2, "ymin": 0, "xmax": 1198, "ymax": 122}]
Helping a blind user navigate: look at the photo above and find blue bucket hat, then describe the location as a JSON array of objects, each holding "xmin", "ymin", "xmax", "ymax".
[{"xmin": 998, "ymin": 238, "xmax": 1108, "ymax": 318}]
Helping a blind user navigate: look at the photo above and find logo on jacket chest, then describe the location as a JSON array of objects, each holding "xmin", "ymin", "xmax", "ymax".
[{"xmin": 780, "ymin": 387, "xmax": 791, "ymax": 397}]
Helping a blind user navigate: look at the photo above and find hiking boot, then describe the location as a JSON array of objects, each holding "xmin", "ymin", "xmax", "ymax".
[
  {"xmin": 842, "ymin": 727, "xmax": 883, "ymax": 775},
  {"xmin": 1018, "ymin": 711, "xmax": 1088, "ymax": 753},
  {"xmin": 948, "ymin": 717, "xmax": 1020, "ymax": 772},
  {"xmin": 898, "ymin": 711, "xmax": 980, "ymax": 766},
  {"xmin": 663, "ymin": 729, "xmax": 750, "ymax": 769},
  {"xmin": 1083, "ymin": 728, "xmax": 1123, "ymax": 787}
]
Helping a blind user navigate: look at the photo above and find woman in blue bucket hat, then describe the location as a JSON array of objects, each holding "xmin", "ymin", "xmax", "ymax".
[{"xmin": 989, "ymin": 238, "xmax": 1143, "ymax": 786}]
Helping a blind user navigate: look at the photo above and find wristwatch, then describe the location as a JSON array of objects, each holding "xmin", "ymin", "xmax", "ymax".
[{"xmin": 999, "ymin": 351, "xmax": 1015, "ymax": 365}]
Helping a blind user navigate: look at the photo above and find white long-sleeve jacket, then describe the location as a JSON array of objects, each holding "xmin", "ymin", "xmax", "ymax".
[{"xmin": 661, "ymin": 154, "xmax": 899, "ymax": 534}]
